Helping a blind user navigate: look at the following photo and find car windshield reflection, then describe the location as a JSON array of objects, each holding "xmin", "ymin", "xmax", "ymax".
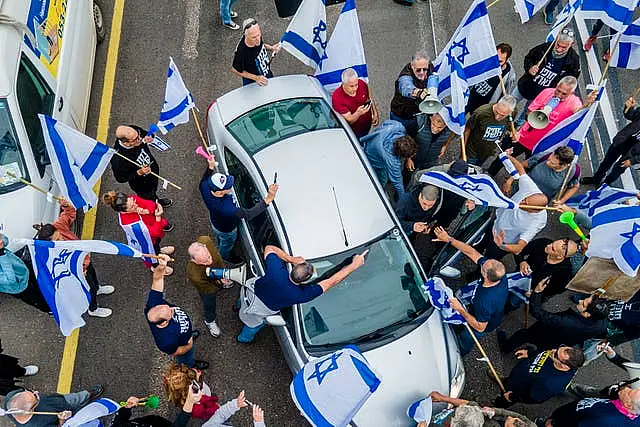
[
  {"xmin": 0, "ymin": 99, "xmax": 28, "ymax": 194},
  {"xmin": 299, "ymin": 228, "xmax": 432, "ymax": 348}
]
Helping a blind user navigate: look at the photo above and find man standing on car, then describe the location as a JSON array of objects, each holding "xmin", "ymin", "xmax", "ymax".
[
  {"xmin": 111, "ymin": 125, "xmax": 172, "ymax": 209},
  {"xmin": 232, "ymin": 19, "xmax": 280, "ymax": 86},
  {"xmin": 237, "ymin": 245, "xmax": 368, "ymax": 343},
  {"xmin": 432, "ymin": 227, "xmax": 509, "ymax": 356}
]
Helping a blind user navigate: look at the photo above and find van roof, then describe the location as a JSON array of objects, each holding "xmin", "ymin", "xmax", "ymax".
[
  {"xmin": 252, "ymin": 128, "xmax": 394, "ymax": 259},
  {"xmin": 0, "ymin": 0, "xmax": 29, "ymax": 97}
]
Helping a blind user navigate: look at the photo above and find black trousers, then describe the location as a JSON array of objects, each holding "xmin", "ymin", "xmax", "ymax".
[
  {"xmin": 592, "ymin": 144, "xmax": 626, "ymax": 184},
  {"xmin": 85, "ymin": 262, "xmax": 100, "ymax": 311}
]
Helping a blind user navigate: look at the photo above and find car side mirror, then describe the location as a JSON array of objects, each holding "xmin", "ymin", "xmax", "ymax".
[
  {"xmin": 265, "ymin": 315, "xmax": 287, "ymax": 327},
  {"xmin": 439, "ymin": 266, "xmax": 461, "ymax": 279}
]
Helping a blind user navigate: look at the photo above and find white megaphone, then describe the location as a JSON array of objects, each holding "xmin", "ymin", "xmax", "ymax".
[
  {"xmin": 623, "ymin": 362, "xmax": 640, "ymax": 389},
  {"xmin": 206, "ymin": 264, "xmax": 247, "ymax": 285},
  {"xmin": 418, "ymin": 73, "xmax": 443, "ymax": 114},
  {"xmin": 527, "ymin": 96, "xmax": 560, "ymax": 129}
]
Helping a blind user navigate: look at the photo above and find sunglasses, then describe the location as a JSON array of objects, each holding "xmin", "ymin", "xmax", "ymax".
[
  {"xmin": 562, "ymin": 237, "xmax": 570, "ymax": 258},
  {"xmin": 561, "ymin": 28, "xmax": 574, "ymax": 38},
  {"xmin": 414, "ymin": 67, "xmax": 429, "ymax": 73}
]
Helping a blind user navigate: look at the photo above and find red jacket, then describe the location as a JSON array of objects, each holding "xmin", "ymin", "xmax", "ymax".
[
  {"xmin": 191, "ymin": 394, "xmax": 220, "ymax": 420},
  {"xmin": 117, "ymin": 195, "xmax": 167, "ymax": 243}
]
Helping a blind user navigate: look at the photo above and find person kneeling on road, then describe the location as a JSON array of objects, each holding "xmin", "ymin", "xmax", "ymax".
[{"xmin": 237, "ymin": 245, "xmax": 367, "ymax": 343}]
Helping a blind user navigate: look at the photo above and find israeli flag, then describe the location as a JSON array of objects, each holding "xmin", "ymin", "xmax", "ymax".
[
  {"xmin": 610, "ymin": 18, "xmax": 640, "ymax": 70},
  {"xmin": 581, "ymin": 0, "xmax": 639, "ymax": 32},
  {"xmin": 507, "ymin": 272, "xmax": 532, "ymax": 303},
  {"xmin": 156, "ymin": 57, "xmax": 195, "ymax": 134},
  {"xmin": 433, "ymin": 0, "xmax": 501, "ymax": 98},
  {"xmin": 422, "ymin": 277, "xmax": 466, "ymax": 325},
  {"xmin": 546, "ymin": 0, "xmax": 582, "ymax": 42},
  {"xmin": 314, "ymin": 0, "xmax": 367, "ymax": 92},
  {"xmin": 148, "ymin": 135, "xmax": 171, "ymax": 152},
  {"xmin": 499, "ymin": 152, "xmax": 521, "ymax": 179},
  {"xmin": 14, "ymin": 239, "xmax": 142, "ymax": 336},
  {"xmin": 407, "ymin": 397, "xmax": 432, "ymax": 423},
  {"xmin": 420, "ymin": 171, "xmax": 516, "ymax": 209},
  {"xmin": 441, "ymin": 58, "xmax": 469, "ymax": 136},
  {"xmin": 531, "ymin": 84, "xmax": 606, "ymax": 157},
  {"xmin": 587, "ymin": 204, "xmax": 640, "ymax": 277},
  {"xmin": 39, "ymin": 115, "xmax": 114, "ymax": 211},
  {"xmin": 567, "ymin": 184, "xmax": 639, "ymax": 217},
  {"xmin": 119, "ymin": 215, "xmax": 156, "ymax": 265},
  {"xmin": 514, "ymin": 0, "xmax": 552, "ymax": 23},
  {"xmin": 456, "ymin": 280, "xmax": 479, "ymax": 306},
  {"xmin": 62, "ymin": 398, "xmax": 119, "ymax": 427},
  {"xmin": 290, "ymin": 345, "xmax": 380, "ymax": 427},
  {"xmin": 281, "ymin": 0, "xmax": 327, "ymax": 69}
]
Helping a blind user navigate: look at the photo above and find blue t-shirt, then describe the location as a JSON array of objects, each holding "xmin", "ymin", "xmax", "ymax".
[
  {"xmin": 145, "ymin": 290, "xmax": 193, "ymax": 355},
  {"xmin": 255, "ymin": 253, "xmax": 323, "ymax": 311},
  {"xmin": 506, "ymin": 350, "xmax": 576, "ymax": 404},
  {"xmin": 470, "ymin": 257, "xmax": 508, "ymax": 333},
  {"xmin": 199, "ymin": 181, "xmax": 239, "ymax": 233}
]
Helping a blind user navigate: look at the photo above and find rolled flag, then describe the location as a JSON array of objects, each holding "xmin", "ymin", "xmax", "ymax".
[
  {"xmin": 499, "ymin": 152, "xmax": 520, "ymax": 179},
  {"xmin": 422, "ymin": 277, "xmax": 466, "ymax": 324},
  {"xmin": 62, "ymin": 398, "xmax": 119, "ymax": 427},
  {"xmin": 156, "ymin": 57, "xmax": 195, "ymax": 134},
  {"xmin": 407, "ymin": 397, "xmax": 432, "ymax": 423},
  {"xmin": 513, "ymin": 0, "xmax": 552, "ymax": 23},
  {"xmin": 420, "ymin": 171, "xmax": 516, "ymax": 209}
]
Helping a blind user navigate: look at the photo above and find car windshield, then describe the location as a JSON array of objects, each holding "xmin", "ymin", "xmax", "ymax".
[
  {"xmin": 226, "ymin": 97, "xmax": 340, "ymax": 154},
  {"xmin": 0, "ymin": 99, "xmax": 28, "ymax": 194},
  {"xmin": 299, "ymin": 228, "xmax": 432, "ymax": 348}
]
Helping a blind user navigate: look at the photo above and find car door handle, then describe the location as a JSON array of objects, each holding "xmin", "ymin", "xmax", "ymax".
[
  {"xmin": 249, "ymin": 259, "xmax": 258, "ymax": 276},
  {"xmin": 58, "ymin": 97, "xmax": 64, "ymax": 112}
]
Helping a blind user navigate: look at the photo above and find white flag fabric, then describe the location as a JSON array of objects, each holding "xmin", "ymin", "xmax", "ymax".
[
  {"xmin": 39, "ymin": 115, "xmax": 114, "ymax": 211},
  {"xmin": 587, "ymin": 204, "xmax": 640, "ymax": 277},
  {"xmin": 441, "ymin": 58, "xmax": 469, "ymax": 136},
  {"xmin": 156, "ymin": 57, "xmax": 195, "ymax": 134},
  {"xmin": 514, "ymin": 0, "xmax": 552, "ymax": 23},
  {"xmin": 610, "ymin": 18, "xmax": 640, "ymax": 70},
  {"xmin": 118, "ymin": 214, "xmax": 156, "ymax": 265},
  {"xmin": 62, "ymin": 398, "xmax": 119, "ymax": 427},
  {"xmin": 314, "ymin": 0, "xmax": 367, "ymax": 92},
  {"xmin": 457, "ymin": 273, "xmax": 531, "ymax": 304},
  {"xmin": 531, "ymin": 84, "xmax": 606, "ymax": 157},
  {"xmin": 15, "ymin": 239, "xmax": 142, "ymax": 336},
  {"xmin": 281, "ymin": 0, "xmax": 328, "ymax": 69},
  {"xmin": 422, "ymin": 277, "xmax": 466, "ymax": 324},
  {"xmin": 407, "ymin": 397, "xmax": 433, "ymax": 423},
  {"xmin": 420, "ymin": 171, "xmax": 516, "ymax": 208},
  {"xmin": 581, "ymin": 0, "xmax": 639, "ymax": 32},
  {"xmin": 499, "ymin": 152, "xmax": 521, "ymax": 179},
  {"xmin": 546, "ymin": 0, "xmax": 582, "ymax": 42},
  {"xmin": 433, "ymin": 0, "xmax": 501, "ymax": 97},
  {"xmin": 148, "ymin": 135, "xmax": 171, "ymax": 152},
  {"xmin": 290, "ymin": 346, "xmax": 380, "ymax": 427},
  {"xmin": 566, "ymin": 184, "xmax": 639, "ymax": 217}
]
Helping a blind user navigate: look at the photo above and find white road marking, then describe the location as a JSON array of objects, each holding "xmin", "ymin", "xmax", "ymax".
[{"xmin": 182, "ymin": 0, "xmax": 201, "ymax": 59}]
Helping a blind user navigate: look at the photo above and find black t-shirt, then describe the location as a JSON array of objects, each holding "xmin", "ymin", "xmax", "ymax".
[
  {"xmin": 466, "ymin": 63, "xmax": 511, "ymax": 114},
  {"xmin": 515, "ymin": 238, "xmax": 573, "ymax": 297},
  {"xmin": 232, "ymin": 38, "xmax": 273, "ymax": 78},
  {"xmin": 507, "ymin": 350, "xmax": 576, "ymax": 403},
  {"xmin": 609, "ymin": 291, "xmax": 640, "ymax": 338}
]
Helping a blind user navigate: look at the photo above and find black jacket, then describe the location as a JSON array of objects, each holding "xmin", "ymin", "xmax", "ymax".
[
  {"xmin": 110, "ymin": 125, "xmax": 159, "ymax": 198},
  {"xmin": 390, "ymin": 63, "xmax": 434, "ymax": 120},
  {"xmin": 517, "ymin": 42, "xmax": 580, "ymax": 100}
]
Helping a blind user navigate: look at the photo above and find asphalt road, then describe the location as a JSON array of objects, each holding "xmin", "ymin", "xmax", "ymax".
[{"xmin": 1, "ymin": 0, "xmax": 639, "ymax": 426}]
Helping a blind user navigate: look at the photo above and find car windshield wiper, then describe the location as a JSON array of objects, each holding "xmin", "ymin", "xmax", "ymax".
[{"xmin": 350, "ymin": 316, "xmax": 418, "ymax": 344}]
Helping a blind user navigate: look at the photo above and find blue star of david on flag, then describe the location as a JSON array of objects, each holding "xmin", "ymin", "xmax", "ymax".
[
  {"xmin": 447, "ymin": 38, "xmax": 470, "ymax": 65},
  {"xmin": 312, "ymin": 20, "xmax": 328, "ymax": 49},
  {"xmin": 307, "ymin": 352, "xmax": 342, "ymax": 385},
  {"xmin": 589, "ymin": 205, "xmax": 640, "ymax": 277},
  {"xmin": 280, "ymin": 0, "xmax": 329, "ymax": 69}
]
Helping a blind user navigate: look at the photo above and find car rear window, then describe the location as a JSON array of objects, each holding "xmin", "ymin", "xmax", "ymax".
[
  {"xmin": 0, "ymin": 99, "xmax": 29, "ymax": 194},
  {"xmin": 226, "ymin": 97, "xmax": 340, "ymax": 154}
]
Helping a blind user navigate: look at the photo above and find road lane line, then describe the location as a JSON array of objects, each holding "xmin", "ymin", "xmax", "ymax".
[
  {"xmin": 182, "ymin": 0, "xmax": 201, "ymax": 59},
  {"xmin": 56, "ymin": 0, "xmax": 126, "ymax": 394}
]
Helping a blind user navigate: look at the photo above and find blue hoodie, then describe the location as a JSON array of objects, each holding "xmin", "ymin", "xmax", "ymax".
[{"xmin": 361, "ymin": 120, "xmax": 408, "ymax": 197}]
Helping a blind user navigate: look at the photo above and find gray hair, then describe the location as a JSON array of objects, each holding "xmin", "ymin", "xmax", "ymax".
[
  {"xmin": 450, "ymin": 405, "xmax": 485, "ymax": 427},
  {"xmin": 341, "ymin": 68, "xmax": 358, "ymax": 84},
  {"xmin": 411, "ymin": 51, "xmax": 429, "ymax": 64},
  {"xmin": 7, "ymin": 392, "xmax": 33, "ymax": 412},
  {"xmin": 497, "ymin": 95, "xmax": 517, "ymax": 112},
  {"xmin": 420, "ymin": 184, "xmax": 440, "ymax": 201},
  {"xmin": 187, "ymin": 242, "xmax": 206, "ymax": 260},
  {"xmin": 557, "ymin": 75, "xmax": 578, "ymax": 91},
  {"xmin": 557, "ymin": 31, "xmax": 575, "ymax": 43},
  {"xmin": 630, "ymin": 393, "xmax": 640, "ymax": 414}
]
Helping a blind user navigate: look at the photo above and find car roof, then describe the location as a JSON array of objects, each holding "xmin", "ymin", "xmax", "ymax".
[
  {"xmin": 253, "ymin": 128, "xmax": 394, "ymax": 259},
  {"xmin": 0, "ymin": 0, "xmax": 29, "ymax": 97},
  {"xmin": 214, "ymin": 75, "xmax": 327, "ymax": 124}
]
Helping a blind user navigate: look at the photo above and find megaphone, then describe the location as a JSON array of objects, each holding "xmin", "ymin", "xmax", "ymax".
[
  {"xmin": 623, "ymin": 362, "xmax": 640, "ymax": 389},
  {"xmin": 206, "ymin": 264, "xmax": 247, "ymax": 285},
  {"xmin": 418, "ymin": 73, "xmax": 443, "ymax": 114},
  {"xmin": 527, "ymin": 96, "xmax": 560, "ymax": 129}
]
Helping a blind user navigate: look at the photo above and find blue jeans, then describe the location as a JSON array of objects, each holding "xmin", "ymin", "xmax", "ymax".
[
  {"xmin": 456, "ymin": 325, "xmax": 487, "ymax": 356},
  {"xmin": 220, "ymin": 0, "xmax": 238, "ymax": 24},
  {"xmin": 545, "ymin": 0, "xmax": 561, "ymax": 15},
  {"xmin": 511, "ymin": 86, "xmax": 531, "ymax": 128},
  {"xmin": 200, "ymin": 293, "xmax": 217, "ymax": 323},
  {"xmin": 238, "ymin": 323, "xmax": 266, "ymax": 343},
  {"xmin": 211, "ymin": 223, "xmax": 237, "ymax": 262},
  {"xmin": 175, "ymin": 345, "xmax": 195, "ymax": 367},
  {"xmin": 63, "ymin": 391, "xmax": 91, "ymax": 410}
]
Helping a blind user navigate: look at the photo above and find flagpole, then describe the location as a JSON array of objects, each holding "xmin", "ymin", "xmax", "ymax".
[
  {"xmin": 524, "ymin": 302, "xmax": 530, "ymax": 328},
  {"xmin": 464, "ymin": 323, "xmax": 506, "ymax": 392},
  {"xmin": 498, "ymin": 75, "xmax": 518, "ymax": 137},
  {"xmin": 554, "ymin": 155, "xmax": 578, "ymax": 203},
  {"xmin": 625, "ymin": 86, "xmax": 640, "ymax": 113},
  {"xmin": 191, "ymin": 109, "xmax": 210, "ymax": 151},
  {"xmin": 141, "ymin": 253, "xmax": 175, "ymax": 261},
  {"xmin": 519, "ymin": 204, "xmax": 562, "ymax": 211},
  {"xmin": 597, "ymin": 31, "xmax": 624, "ymax": 87},
  {"xmin": 460, "ymin": 132, "xmax": 467, "ymax": 162},
  {"xmin": 112, "ymin": 151, "xmax": 182, "ymax": 190},
  {"xmin": 5, "ymin": 171, "xmax": 63, "ymax": 203},
  {"xmin": 534, "ymin": 7, "xmax": 578, "ymax": 69}
]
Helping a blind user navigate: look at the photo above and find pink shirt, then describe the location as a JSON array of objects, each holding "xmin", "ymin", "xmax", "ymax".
[{"xmin": 518, "ymin": 87, "xmax": 582, "ymax": 150}]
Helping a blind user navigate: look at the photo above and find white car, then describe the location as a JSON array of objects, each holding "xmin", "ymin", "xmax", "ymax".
[{"xmin": 207, "ymin": 75, "xmax": 465, "ymax": 426}]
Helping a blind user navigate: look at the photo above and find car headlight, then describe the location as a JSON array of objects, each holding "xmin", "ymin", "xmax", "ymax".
[{"xmin": 449, "ymin": 355, "xmax": 465, "ymax": 398}]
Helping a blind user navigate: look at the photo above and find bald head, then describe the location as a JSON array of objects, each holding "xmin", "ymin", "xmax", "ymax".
[
  {"xmin": 7, "ymin": 391, "xmax": 37, "ymax": 424},
  {"xmin": 522, "ymin": 193, "xmax": 548, "ymax": 211},
  {"xmin": 115, "ymin": 126, "xmax": 142, "ymax": 147},
  {"xmin": 481, "ymin": 259, "xmax": 505, "ymax": 283},
  {"xmin": 188, "ymin": 241, "xmax": 212, "ymax": 265},
  {"xmin": 147, "ymin": 304, "xmax": 172, "ymax": 326}
]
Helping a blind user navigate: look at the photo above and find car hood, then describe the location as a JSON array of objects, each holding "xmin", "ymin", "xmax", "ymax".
[{"xmin": 354, "ymin": 312, "xmax": 453, "ymax": 426}]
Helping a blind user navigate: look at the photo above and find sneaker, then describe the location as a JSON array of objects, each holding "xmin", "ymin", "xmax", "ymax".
[
  {"xmin": 583, "ymin": 35, "xmax": 597, "ymax": 51},
  {"xmin": 163, "ymin": 223, "xmax": 174, "ymax": 233},
  {"xmin": 205, "ymin": 320, "xmax": 221, "ymax": 337},
  {"xmin": 230, "ymin": 10, "xmax": 238, "ymax": 18},
  {"xmin": 603, "ymin": 49, "xmax": 611, "ymax": 62},
  {"xmin": 158, "ymin": 198, "xmax": 173, "ymax": 208},
  {"xmin": 194, "ymin": 360, "xmax": 209, "ymax": 370},
  {"xmin": 97, "ymin": 285, "xmax": 115, "ymax": 295},
  {"xmin": 543, "ymin": 9, "xmax": 554, "ymax": 25},
  {"xmin": 160, "ymin": 246, "xmax": 175, "ymax": 255},
  {"xmin": 192, "ymin": 330, "xmax": 201, "ymax": 340},
  {"xmin": 88, "ymin": 384, "xmax": 105, "ymax": 401},
  {"xmin": 23, "ymin": 365, "xmax": 39, "ymax": 376},
  {"xmin": 88, "ymin": 307, "xmax": 112, "ymax": 318},
  {"xmin": 223, "ymin": 20, "xmax": 240, "ymax": 30},
  {"xmin": 221, "ymin": 279, "xmax": 234, "ymax": 289}
]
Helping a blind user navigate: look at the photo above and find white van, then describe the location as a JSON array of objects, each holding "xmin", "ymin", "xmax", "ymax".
[{"xmin": 0, "ymin": 0, "xmax": 104, "ymax": 249}]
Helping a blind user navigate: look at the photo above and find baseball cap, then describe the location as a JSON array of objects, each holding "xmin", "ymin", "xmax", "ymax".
[{"xmin": 208, "ymin": 173, "xmax": 235, "ymax": 191}]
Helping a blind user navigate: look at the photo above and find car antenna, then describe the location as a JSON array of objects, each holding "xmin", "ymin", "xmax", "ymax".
[{"xmin": 331, "ymin": 186, "xmax": 349, "ymax": 247}]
